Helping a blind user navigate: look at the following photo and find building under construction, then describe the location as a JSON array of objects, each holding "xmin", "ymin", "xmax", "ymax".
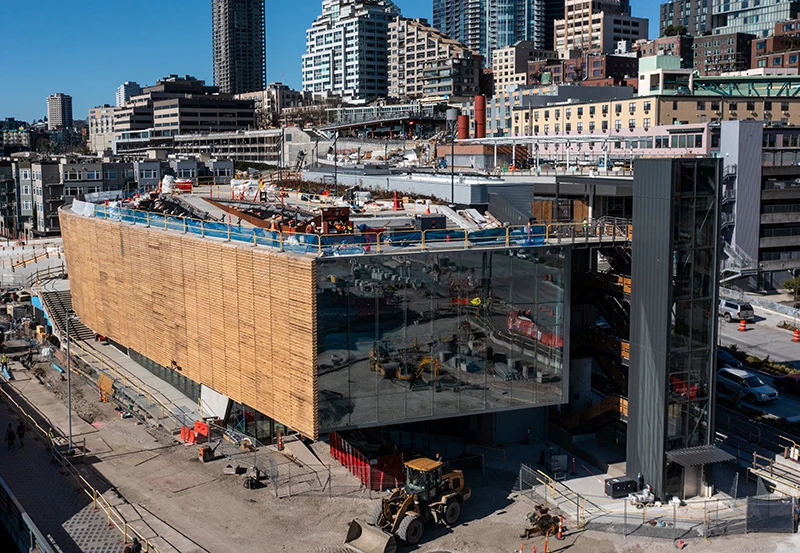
[{"xmin": 59, "ymin": 157, "xmax": 726, "ymax": 500}]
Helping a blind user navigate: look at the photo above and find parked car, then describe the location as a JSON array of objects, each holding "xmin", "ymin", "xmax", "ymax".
[
  {"xmin": 717, "ymin": 368, "xmax": 778, "ymax": 403},
  {"xmin": 718, "ymin": 299, "xmax": 755, "ymax": 323},
  {"xmin": 717, "ymin": 348, "xmax": 744, "ymax": 370},
  {"xmin": 773, "ymin": 374, "xmax": 800, "ymax": 395}
]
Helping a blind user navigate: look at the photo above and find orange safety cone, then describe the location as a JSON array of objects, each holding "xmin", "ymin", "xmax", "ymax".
[
  {"xmin": 793, "ymin": 329, "xmax": 800, "ymax": 343},
  {"xmin": 426, "ymin": 203, "xmax": 431, "ymax": 214},
  {"xmin": 519, "ymin": 543, "xmax": 524, "ymax": 553},
  {"xmin": 532, "ymin": 546, "xmax": 536, "ymax": 553},
  {"xmin": 557, "ymin": 517, "xmax": 564, "ymax": 540},
  {"xmin": 738, "ymin": 319, "xmax": 747, "ymax": 332},
  {"xmin": 676, "ymin": 539, "xmax": 685, "ymax": 550}
]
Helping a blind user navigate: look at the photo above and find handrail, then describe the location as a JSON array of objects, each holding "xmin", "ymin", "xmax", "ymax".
[
  {"xmin": 78, "ymin": 203, "xmax": 632, "ymax": 259},
  {"xmin": 0, "ymin": 383, "xmax": 160, "ymax": 552}
]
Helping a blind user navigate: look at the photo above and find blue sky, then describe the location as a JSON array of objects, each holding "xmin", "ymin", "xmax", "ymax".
[{"xmin": 0, "ymin": 0, "xmax": 657, "ymax": 122}]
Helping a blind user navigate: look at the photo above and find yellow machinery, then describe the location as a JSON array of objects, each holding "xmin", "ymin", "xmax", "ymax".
[
  {"xmin": 395, "ymin": 357, "xmax": 440, "ymax": 382},
  {"xmin": 369, "ymin": 343, "xmax": 440, "ymax": 383},
  {"xmin": 344, "ymin": 457, "xmax": 471, "ymax": 553}
]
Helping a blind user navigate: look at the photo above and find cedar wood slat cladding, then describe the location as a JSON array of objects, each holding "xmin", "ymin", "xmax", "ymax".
[{"xmin": 59, "ymin": 209, "xmax": 319, "ymax": 437}]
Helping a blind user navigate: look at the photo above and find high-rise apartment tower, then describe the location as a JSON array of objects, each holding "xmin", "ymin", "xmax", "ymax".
[
  {"xmin": 212, "ymin": 0, "xmax": 266, "ymax": 94},
  {"xmin": 46, "ymin": 93, "xmax": 73, "ymax": 130}
]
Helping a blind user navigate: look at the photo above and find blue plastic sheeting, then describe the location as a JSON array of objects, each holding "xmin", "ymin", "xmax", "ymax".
[
  {"xmin": 52, "ymin": 363, "xmax": 64, "ymax": 374},
  {"xmin": 30, "ymin": 296, "xmax": 52, "ymax": 329},
  {"xmin": 93, "ymin": 206, "xmax": 548, "ymax": 254}
]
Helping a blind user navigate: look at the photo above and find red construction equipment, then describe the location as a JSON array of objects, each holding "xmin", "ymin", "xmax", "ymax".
[{"xmin": 738, "ymin": 319, "xmax": 747, "ymax": 332}]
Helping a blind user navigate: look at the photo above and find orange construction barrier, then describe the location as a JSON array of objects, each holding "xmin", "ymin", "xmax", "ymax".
[
  {"xmin": 794, "ymin": 329, "xmax": 800, "ymax": 343},
  {"xmin": 738, "ymin": 319, "xmax": 747, "ymax": 332},
  {"xmin": 557, "ymin": 517, "xmax": 563, "ymax": 540}
]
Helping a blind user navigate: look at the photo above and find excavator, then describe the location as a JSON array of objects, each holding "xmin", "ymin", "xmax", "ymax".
[
  {"xmin": 369, "ymin": 343, "xmax": 440, "ymax": 383},
  {"xmin": 344, "ymin": 457, "xmax": 471, "ymax": 553}
]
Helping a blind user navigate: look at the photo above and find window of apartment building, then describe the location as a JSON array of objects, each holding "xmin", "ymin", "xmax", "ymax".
[
  {"xmin": 566, "ymin": 123, "xmax": 572, "ymax": 132},
  {"xmin": 672, "ymin": 101, "xmax": 679, "ymax": 110},
  {"xmin": 774, "ymin": 56, "xmax": 783, "ymax": 66},
  {"xmin": 22, "ymin": 200, "xmax": 32, "ymax": 211},
  {"xmin": 34, "ymin": 171, "xmax": 41, "ymax": 180},
  {"xmin": 782, "ymin": 101, "xmax": 791, "ymax": 112},
  {"xmin": 589, "ymin": 106, "xmax": 596, "ymax": 116},
  {"xmin": 729, "ymin": 102, "xmax": 737, "ymax": 111},
  {"xmin": 534, "ymin": 125, "xmax": 540, "ymax": 134},
  {"xmin": 756, "ymin": 41, "xmax": 766, "ymax": 51},
  {"xmin": 643, "ymin": 118, "xmax": 651, "ymax": 130},
  {"xmin": 697, "ymin": 101, "xmax": 706, "ymax": 110},
  {"xmin": 565, "ymin": 108, "xmax": 571, "ymax": 117},
  {"xmin": 628, "ymin": 119, "xmax": 636, "ymax": 129},
  {"xmin": 544, "ymin": 124, "xmax": 550, "ymax": 133},
  {"xmin": 615, "ymin": 119, "xmax": 622, "ymax": 131},
  {"xmin": 178, "ymin": 169, "xmax": 196, "ymax": 178},
  {"xmin": 577, "ymin": 107, "xmax": 583, "ymax": 116},
  {"xmin": 615, "ymin": 103, "xmax": 622, "ymax": 114},
  {"xmin": 544, "ymin": 110, "xmax": 550, "ymax": 119},
  {"xmin": 140, "ymin": 170, "xmax": 156, "ymax": 179},
  {"xmin": 87, "ymin": 186, "xmax": 101, "ymax": 194},
  {"xmin": 534, "ymin": 112, "xmax": 539, "ymax": 121},
  {"xmin": 601, "ymin": 104, "xmax": 609, "ymax": 115},
  {"xmin": 711, "ymin": 101, "xmax": 720, "ymax": 111},
  {"xmin": 104, "ymin": 170, "xmax": 117, "ymax": 180},
  {"xmin": 21, "ymin": 185, "xmax": 31, "ymax": 196},
  {"xmin": 757, "ymin": 59, "xmax": 767, "ymax": 68},
  {"xmin": 555, "ymin": 109, "xmax": 561, "ymax": 118},
  {"xmin": 791, "ymin": 54, "xmax": 799, "ymax": 64},
  {"xmin": 21, "ymin": 170, "xmax": 30, "ymax": 180},
  {"xmin": 746, "ymin": 101, "xmax": 756, "ymax": 111},
  {"xmin": 64, "ymin": 186, "xmax": 79, "ymax": 196},
  {"xmin": 576, "ymin": 122, "xmax": 582, "ymax": 132},
  {"xmin": 643, "ymin": 101, "xmax": 651, "ymax": 111},
  {"xmin": 64, "ymin": 169, "xmax": 82, "ymax": 181},
  {"xmin": 555, "ymin": 124, "xmax": 561, "ymax": 133},
  {"xmin": 589, "ymin": 121, "xmax": 595, "ymax": 132},
  {"xmin": 601, "ymin": 121, "xmax": 608, "ymax": 131},
  {"xmin": 629, "ymin": 102, "xmax": 636, "ymax": 113},
  {"xmin": 86, "ymin": 170, "xmax": 101, "ymax": 180},
  {"xmin": 765, "ymin": 101, "xmax": 773, "ymax": 111}
]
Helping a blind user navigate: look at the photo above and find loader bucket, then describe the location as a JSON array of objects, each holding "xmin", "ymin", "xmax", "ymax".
[{"xmin": 344, "ymin": 519, "xmax": 397, "ymax": 553}]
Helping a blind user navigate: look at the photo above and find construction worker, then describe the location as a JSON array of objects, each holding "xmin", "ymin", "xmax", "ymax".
[
  {"xmin": 582, "ymin": 217, "xmax": 589, "ymax": 236},
  {"xmin": 1, "ymin": 353, "xmax": 7, "ymax": 372}
]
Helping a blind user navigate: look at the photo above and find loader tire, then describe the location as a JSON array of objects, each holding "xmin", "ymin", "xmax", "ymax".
[
  {"xmin": 369, "ymin": 502, "xmax": 383, "ymax": 526},
  {"xmin": 397, "ymin": 514, "xmax": 424, "ymax": 545},
  {"xmin": 443, "ymin": 499, "xmax": 461, "ymax": 526}
]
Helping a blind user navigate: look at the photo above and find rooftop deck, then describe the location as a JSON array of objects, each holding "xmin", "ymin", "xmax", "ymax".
[{"xmin": 69, "ymin": 199, "xmax": 631, "ymax": 257}]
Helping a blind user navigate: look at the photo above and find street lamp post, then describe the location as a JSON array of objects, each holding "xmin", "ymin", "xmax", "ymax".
[{"xmin": 65, "ymin": 311, "xmax": 76, "ymax": 451}]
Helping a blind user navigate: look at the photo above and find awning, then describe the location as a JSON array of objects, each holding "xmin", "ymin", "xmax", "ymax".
[{"xmin": 666, "ymin": 445, "xmax": 735, "ymax": 467}]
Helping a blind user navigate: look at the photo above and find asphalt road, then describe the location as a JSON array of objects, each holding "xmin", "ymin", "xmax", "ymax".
[{"xmin": 717, "ymin": 304, "xmax": 800, "ymax": 420}]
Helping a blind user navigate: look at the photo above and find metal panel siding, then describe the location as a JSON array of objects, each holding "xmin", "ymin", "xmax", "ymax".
[
  {"xmin": 627, "ymin": 158, "xmax": 674, "ymax": 493},
  {"xmin": 721, "ymin": 120, "xmax": 763, "ymax": 262}
]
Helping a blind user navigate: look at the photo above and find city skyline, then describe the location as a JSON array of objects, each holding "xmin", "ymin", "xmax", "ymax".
[{"xmin": 1, "ymin": 0, "xmax": 657, "ymax": 122}]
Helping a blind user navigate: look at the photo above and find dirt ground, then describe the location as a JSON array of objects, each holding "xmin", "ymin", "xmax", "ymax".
[{"xmin": 13, "ymin": 362, "xmax": 800, "ymax": 553}]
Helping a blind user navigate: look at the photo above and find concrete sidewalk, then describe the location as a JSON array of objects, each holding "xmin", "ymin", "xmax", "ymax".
[{"xmin": 0, "ymin": 378, "xmax": 124, "ymax": 553}]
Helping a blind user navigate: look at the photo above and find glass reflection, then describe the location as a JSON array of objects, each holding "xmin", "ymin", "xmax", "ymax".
[{"xmin": 316, "ymin": 248, "xmax": 567, "ymax": 431}]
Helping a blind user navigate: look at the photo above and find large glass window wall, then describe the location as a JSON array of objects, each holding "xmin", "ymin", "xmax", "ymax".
[
  {"xmin": 316, "ymin": 247, "xmax": 568, "ymax": 431},
  {"xmin": 667, "ymin": 160, "xmax": 717, "ymax": 453}
]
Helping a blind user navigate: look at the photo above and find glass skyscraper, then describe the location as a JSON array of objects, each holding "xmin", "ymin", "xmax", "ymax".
[{"xmin": 433, "ymin": 0, "xmax": 563, "ymax": 63}]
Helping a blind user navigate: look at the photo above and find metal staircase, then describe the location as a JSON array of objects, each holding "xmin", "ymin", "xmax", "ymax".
[{"xmin": 721, "ymin": 242, "xmax": 758, "ymax": 283}]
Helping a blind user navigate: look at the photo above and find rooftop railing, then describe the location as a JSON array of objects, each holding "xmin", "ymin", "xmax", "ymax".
[{"xmin": 75, "ymin": 201, "xmax": 631, "ymax": 258}]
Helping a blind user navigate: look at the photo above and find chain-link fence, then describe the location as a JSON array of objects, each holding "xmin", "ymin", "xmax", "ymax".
[{"xmin": 514, "ymin": 463, "xmax": 798, "ymax": 540}]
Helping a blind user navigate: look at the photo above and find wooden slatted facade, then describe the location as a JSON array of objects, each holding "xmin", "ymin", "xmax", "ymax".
[{"xmin": 59, "ymin": 209, "xmax": 319, "ymax": 438}]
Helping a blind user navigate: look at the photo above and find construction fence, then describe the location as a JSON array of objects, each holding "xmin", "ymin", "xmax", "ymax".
[{"xmin": 516, "ymin": 463, "xmax": 797, "ymax": 540}]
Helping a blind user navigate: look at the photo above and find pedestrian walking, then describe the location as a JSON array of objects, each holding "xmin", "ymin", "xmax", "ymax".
[
  {"xmin": 16, "ymin": 421, "xmax": 25, "ymax": 447},
  {"xmin": 129, "ymin": 536, "xmax": 142, "ymax": 553},
  {"xmin": 5, "ymin": 423, "xmax": 15, "ymax": 448}
]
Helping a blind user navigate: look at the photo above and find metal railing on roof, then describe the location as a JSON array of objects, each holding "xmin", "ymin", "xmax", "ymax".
[{"xmin": 73, "ymin": 201, "xmax": 631, "ymax": 257}]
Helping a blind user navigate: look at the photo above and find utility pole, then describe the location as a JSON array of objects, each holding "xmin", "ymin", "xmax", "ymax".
[
  {"xmin": 65, "ymin": 311, "xmax": 75, "ymax": 451},
  {"xmin": 446, "ymin": 108, "xmax": 459, "ymax": 205},
  {"xmin": 333, "ymin": 131, "xmax": 339, "ymax": 195}
]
